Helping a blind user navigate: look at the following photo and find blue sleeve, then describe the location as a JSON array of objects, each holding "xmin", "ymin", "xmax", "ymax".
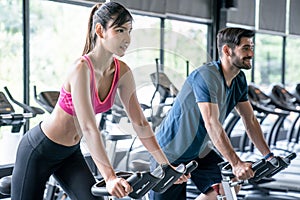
[
  {"xmin": 237, "ymin": 71, "xmax": 248, "ymax": 102},
  {"xmin": 187, "ymin": 68, "xmax": 220, "ymax": 104}
]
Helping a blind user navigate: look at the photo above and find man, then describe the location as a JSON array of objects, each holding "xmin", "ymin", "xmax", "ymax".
[{"xmin": 149, "ymin": 27, "xmax": 274, "ymax": 200}]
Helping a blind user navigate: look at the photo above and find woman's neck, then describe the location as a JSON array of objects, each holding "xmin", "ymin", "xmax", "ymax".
[{"xmin": 88, "ymin": 46, "xmax": 114, "ymax": 73}]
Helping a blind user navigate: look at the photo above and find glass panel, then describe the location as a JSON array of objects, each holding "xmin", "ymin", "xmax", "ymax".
[
  {"xmin": 30, "ymin": 1, "xmax": 89, "ymax": 91},
  {"xmin": 121, "ymin": 15, "xmax": 160, "ymax": 70},
  {"xmin": 29, "ymin": 1, "xmax": 90, "ymax": 125},
  {"xmin": 0, "ymin": 0, "xmax": 23, "ymax": 165},
  {"xmin": 121, "ymin": 15, "xmax": 161, "ymax": 106},
  {"xmin": 254, "ymin": 34, "xmax": 283, "ymax": 87},
  {"xmin": 0, "ymin": 0, "xmax": 23, "ymax": 100},
  {"xmin": 286, "ymin": 37, "xmax": 300, "ymax": 87},
  {"xmin": 164, "ymin": 19, "xmax": 209, "ymax": 90},
  {"xmin": 243, "ymin": 68, "xmax": 252, "ymax": 84}
]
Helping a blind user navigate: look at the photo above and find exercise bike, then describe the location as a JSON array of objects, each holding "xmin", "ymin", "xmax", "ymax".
[
  {"xmin": 218, "ymin": 152, "xmax": 298, "ymax": 200},
  {"xmin": 0, "ymin": 86, "xmax": 44, "ymax": 199},
  {"xmin": 0, "ymin": 86, "xmax": 74, "ymax": 200},
  {"xmin": 91, "ymin": 160, "xmax": 198, "ymax": 200}
]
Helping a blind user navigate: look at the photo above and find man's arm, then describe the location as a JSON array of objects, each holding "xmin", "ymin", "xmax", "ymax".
[
  {"xmin": 198, "ymin": 102, "xmax": 240, "ymax": 165},
  {"xmin": 198, "ymin": 102, "xmax": 254, "ymax": 180},
  {"xmin": 235, "ymin": 101, "xmax": 272, "ymax": 157}
]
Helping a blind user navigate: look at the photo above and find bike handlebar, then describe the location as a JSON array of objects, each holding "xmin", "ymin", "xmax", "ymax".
[
  {"xmin": 91, "ymin": 172, "xmax": 143, "ymax": 197},
  {"xmin": 0, "ymin": 112, "xmax": 34, "ymax": 120},
  {"xmin": 3, "ymin": 87, "xmax": 44, "ymax": 117},
  {"xmin": 152, "ymin": 160, "xmax": 198, "ymax": 193},
  {"xmin": 91, "ymin": 160, "xmax": 198, "ymax": 198},
  {"xmin": 220, "ymin": 152, "xmax": 296, "ymax": 182},
  {"xmin": 221, "ymin": 159, "xmax": 266, "ymax": 179},
  {"xmin": 253, "ymin": 152, "xmax": 296, "ymax": 182}
]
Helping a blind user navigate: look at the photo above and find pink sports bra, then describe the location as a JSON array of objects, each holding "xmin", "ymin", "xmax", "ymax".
[{"xmin": 58, "ymin": 55, "xmax": 120, "ymax": 116}]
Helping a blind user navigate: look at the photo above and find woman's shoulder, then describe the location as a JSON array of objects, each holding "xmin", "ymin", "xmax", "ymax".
[
  {"xmin": 69, "ymin": 57, "xmax": 91, "ymax": 73},
  {"xmin": 115, "ymin": 58, "xmax": 131, "ymax": 75},
  {"xmin": 64, "ymin": 59, "xmax": 89, "ymax": 83}
]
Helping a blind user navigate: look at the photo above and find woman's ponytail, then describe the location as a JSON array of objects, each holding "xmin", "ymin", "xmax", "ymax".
[{"xmin": 82, "ymin": 3, "xmax": 102, "ymax": 55}]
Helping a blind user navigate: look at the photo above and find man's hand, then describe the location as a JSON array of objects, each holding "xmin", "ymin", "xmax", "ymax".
[{"xmin": 232, "ymin": 161, "xmax": 254, "ymax": 180}]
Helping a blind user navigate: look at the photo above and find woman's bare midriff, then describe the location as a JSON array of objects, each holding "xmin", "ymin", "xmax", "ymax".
[{"xmin": 41, "ymin": 106, "xmax": 82, "ymax": 146}]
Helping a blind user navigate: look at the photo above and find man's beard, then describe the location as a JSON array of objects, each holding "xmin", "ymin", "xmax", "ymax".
[{"xmin": 231, "ymin": 54, "xmax": 252, "ymax": 70}]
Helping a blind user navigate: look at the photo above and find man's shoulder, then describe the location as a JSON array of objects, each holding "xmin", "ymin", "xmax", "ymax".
[
  {"xmin": 189, "ymin": 61, "xmax": 220, "ymax": 81},
  {"xmin": 195, "ymin": 61, "xmax": 219, "ymax": 73}
]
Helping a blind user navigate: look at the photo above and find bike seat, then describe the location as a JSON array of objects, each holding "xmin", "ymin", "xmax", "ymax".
[{"xmin": 0, "ymin": 175, "xmax": 12, "ymax": 195}]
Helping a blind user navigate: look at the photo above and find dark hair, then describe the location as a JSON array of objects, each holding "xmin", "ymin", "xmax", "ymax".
[
  {"xmin": 82, "ymin": 2, "xmax": 133, "ymax": 55},
  {"xmin": 217, "ymin": 27, "xmax": 255, "ymax": 57}
]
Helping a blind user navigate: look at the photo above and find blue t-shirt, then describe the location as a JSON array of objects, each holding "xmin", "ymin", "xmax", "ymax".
[{"xmin": 155, "ymin": 60, "xmax": 248, "ymax": 164}]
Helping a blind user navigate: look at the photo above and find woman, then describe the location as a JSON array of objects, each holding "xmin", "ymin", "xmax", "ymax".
[{"xmin": 11, "ymin": 2, "xmax": 174, "ymax": 200}]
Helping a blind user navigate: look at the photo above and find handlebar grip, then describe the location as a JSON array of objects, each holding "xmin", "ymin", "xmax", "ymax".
[
  {"xmin": 91, "ymin": 172, "xmax": 139, "ymax": 197},
  {"xmin": 252, "ymin": 159, "xmax": 266, "ymax": 171},
  {"xmin": 265, "ymin": 152, "xmax": 297, "ymax": 178},
  {"xmin": 152, "ymin": 160, "xmax": 198, "ymax": 193},
  {"xmin": 184, "ymin": 160, "xmax": 198, "ymax": 175},
  {"xmin": 286, "ymin": 152, "xmax": 297, "ymax": 160},
  {"xmin": 126, "ymin": 172, "xmax": 141, "ymax": 187},
  {"xmin": 152, "ymin": 164, "xmax": 185, "ymax": 193},
  {"xmin": 221, "ymin": 159, "xmax": 267, "ymax": 179},
  {"xmin": 129, "ymin": 170, "xmax": 164, "ymax": 199},
  {"xmin": 221, "ymin": 161, "xmax": 238, "ymax": 178},
  {"xmin": 91, "ymin": 180, "xmax": 110, "ymax": 196}
]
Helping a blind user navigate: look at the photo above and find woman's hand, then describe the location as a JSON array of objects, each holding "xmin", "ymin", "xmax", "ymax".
[
  {"xmin": 174, "ymin": 173, "xmax": 190, "ymax": 184},
  {"xmin": 171, "ymin": 164, "xmax": 190, "ymax": 184},
  {"xmin": 106, "ymin": 176, "xmax": 133, "ymax": 198}
]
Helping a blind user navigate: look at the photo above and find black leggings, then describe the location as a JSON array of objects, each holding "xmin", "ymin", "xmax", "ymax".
[{"xmin": 11, "ymin": 123, "xmax": 103, "ymax": 200}]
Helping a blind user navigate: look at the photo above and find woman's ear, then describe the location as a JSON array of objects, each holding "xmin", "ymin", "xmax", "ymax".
[{"xmin": 95, "ymin": 23, "xmax": 104, "ymax": 38}]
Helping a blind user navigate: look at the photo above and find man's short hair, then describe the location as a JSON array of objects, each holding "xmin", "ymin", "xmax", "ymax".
[{"xmin": 217, "ymin": 27, "xmax": 255, "ymax": 57}]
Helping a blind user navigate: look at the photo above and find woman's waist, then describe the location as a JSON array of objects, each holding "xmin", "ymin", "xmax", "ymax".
[
  {"xmin": 26, "ymin": 122, "xmax": 80, "ymax": 160},
  {"xmin": 41, "ymin": 112, "xmax": 82, "ymax": 147}
]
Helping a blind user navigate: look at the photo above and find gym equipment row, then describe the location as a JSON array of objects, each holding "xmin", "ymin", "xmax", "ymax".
[
  {"xmin": 222, "ymin": 83, "xmax": 300, "ymax": 199},
  {"xmin": 225, "ymin": 83, "xmax": 300, "ymax": 156}
]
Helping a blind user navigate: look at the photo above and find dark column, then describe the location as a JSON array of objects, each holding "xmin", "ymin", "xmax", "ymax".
[{"xmin": 23, "ymin": 0, "xmax": 30, "ymax": 133}]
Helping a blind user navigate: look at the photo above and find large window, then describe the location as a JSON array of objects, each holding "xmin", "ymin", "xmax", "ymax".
[
  {"xmin": 286, "ymin": 36, "xmax": 300, "ymax": 87},
  {"xmin": 254, "ymin": 33, "xmax": 283, "ymax": 87},
  {"xmin": 164, "ymin": 19, "xmax": 209, "ymax": 90},
  {"xmin": 30, "ymin": 1, "xmax": 89, "ymax": 92},
  {"xmin": 118, "ymin": 15, "xmax": 161, "ymax": 106},
  {"xmin": 0, "ymin": 1, "xmax": 23, "ymax": 101},
  {"xmin": 0, "ymin": 0, "xmax": 23, "ymax": 165},
  {"xmin": 0, "ymin": 1, "xmax": 90, "ymax": 165},
  {"xmin": 121, "ymin": 15, "xmax": 161, "ymax": 69}
]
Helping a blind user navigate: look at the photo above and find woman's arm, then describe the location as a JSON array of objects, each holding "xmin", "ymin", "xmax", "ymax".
[{"xmin": 68, "ymin": 59, "xmax": 131, "ymax": 197}]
